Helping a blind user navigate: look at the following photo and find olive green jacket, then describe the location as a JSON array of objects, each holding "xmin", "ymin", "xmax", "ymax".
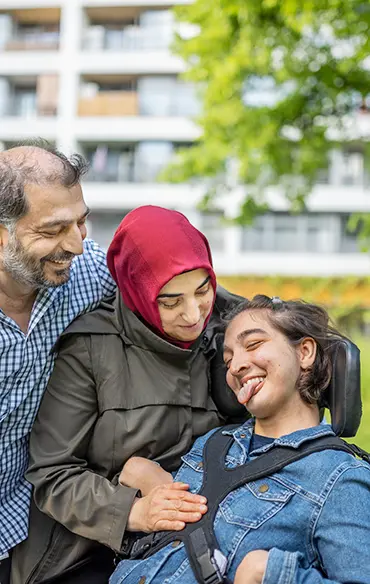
[{"xmin": 11, "ymin": 287, "xmax": 244, "ymax": 584}]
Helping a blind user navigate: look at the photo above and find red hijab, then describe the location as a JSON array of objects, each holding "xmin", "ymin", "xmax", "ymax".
[{"xmin": 106, "ymin": 205, "xmax": 217, "ymax": 348}]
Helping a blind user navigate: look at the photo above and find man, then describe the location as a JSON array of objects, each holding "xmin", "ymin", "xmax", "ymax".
[{"xmin": 0, "ymin": 140, "xmax": 116, "ymax": 582}]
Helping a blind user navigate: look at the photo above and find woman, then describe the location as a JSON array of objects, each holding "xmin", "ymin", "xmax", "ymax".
[
  {"xmin": 110, "ymin": 295, "xmax": 370, "ymax": 584},
  {"xmin": 11, "ymin": 206, "xmax": 244, "ymax": 584}
]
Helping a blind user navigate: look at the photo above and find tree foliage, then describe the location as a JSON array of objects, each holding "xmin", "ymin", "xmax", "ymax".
[{"xmin": 165, "ymin": 0, "xmax": 370, "ymax": 221}]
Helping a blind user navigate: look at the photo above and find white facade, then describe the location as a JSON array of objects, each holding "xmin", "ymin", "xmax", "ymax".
[{"xmin": 0, "ymin": 0, "xmax": 369, "ymax": 276}]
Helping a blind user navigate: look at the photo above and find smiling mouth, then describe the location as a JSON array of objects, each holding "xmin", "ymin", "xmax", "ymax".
[
  {"xmin": 47, "ymin": 259, "xmax": 72, "ymax": 268},
  {"xmin": 181, "ymin": 321, "xmax": 202, "ymax": 329}
]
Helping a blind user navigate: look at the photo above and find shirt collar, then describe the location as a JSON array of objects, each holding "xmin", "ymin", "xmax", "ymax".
[{"xmin": 223, "ymin": 420, "xmax": 335, "ymax": 455}]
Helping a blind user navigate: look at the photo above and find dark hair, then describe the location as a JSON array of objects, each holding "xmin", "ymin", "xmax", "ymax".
[
  {"xmin": 224, "ymin": 294, "xmax": 344, "ymax": 405},
  {"xmin": 0, "ymin": 138, "xmax": 89, "ymax": 229}
]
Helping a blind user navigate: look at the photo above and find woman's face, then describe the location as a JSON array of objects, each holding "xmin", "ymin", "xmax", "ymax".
[
  {"xmin": 157, "ymin": 268, "xmax": 214, "ymax": 342},
  {"xmin": 223, "ymin": 310, "xmax": 315, "ymax": 419}
]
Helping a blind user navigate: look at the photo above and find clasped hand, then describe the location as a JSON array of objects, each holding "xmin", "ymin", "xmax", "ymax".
[
  {"xmin": 127, "ymin": 482, "xmax": 208, "ymax": 532},
  {"xmin": 121, "ymin": 456, "xmax": 207, "ymax": 533}
]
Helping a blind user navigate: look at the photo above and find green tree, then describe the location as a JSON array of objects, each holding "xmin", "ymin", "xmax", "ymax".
[{"xmin": 165, "ymin": 0, "xmax": 370, "ymax": 221}]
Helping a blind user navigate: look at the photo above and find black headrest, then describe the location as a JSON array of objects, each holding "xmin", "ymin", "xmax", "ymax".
[
  {"xmin": 210, "ymin": 335, "xmax": 362, "ymax": 438},
  {"xmin": 321, "ymin": 338, "xmax": 362, "ymax": 438}
]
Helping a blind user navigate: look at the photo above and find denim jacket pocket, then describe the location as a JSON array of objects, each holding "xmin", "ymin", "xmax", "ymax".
[
  {"xmin": 176, "ymin": 451, "xmax": 240, "ymax": 495},
  {"xmin": 180, "ymin": 451, "xmax": 205, "ymax": 472},
  {"xmin": 219, "ymin": 478, "xmax": 294, "ymax": 529}
]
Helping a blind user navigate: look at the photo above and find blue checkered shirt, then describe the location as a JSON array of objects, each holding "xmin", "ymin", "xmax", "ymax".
[{"xmin": 0, "ymin": 239, "xmax": 116, "ymax": 556}]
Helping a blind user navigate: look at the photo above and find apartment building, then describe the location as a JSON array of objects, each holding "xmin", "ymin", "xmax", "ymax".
[{"xmin": 0, "ymin": 0, "xmax": 369, "ymax": 276}]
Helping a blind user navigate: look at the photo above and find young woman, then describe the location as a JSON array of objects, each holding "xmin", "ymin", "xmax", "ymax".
[
  {"xmin": 111, "ymin": 295, "xmax": 370, "ymax": 584},
  {"xmin": 11, "ymin": 206, "xmax": 243, "ymax": 584}
]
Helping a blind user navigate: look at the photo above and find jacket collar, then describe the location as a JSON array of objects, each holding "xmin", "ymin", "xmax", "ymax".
[
  {"xmin": 223, "ymin": 419, "xmax": 335, "ymax": 455},
  {"xmin": 60, "ymin": 291, "xmax": 199, "ymax": 356},
  {"xmin": 115, "ymin": 291, "xmax": 196, "ymax": 355}
]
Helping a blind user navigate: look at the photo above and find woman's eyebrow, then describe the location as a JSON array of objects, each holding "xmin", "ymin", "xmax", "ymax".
[
  {"xmin": 196, "ymin": 275, "xmax": 211, "ymax": 290},
  {"xmin": 236, "ymin": 328, "xmax": 267, "ymax": 342},
  {"xmin": 157, "ymin": 275, "xmax": 211, "ymax": 299}
]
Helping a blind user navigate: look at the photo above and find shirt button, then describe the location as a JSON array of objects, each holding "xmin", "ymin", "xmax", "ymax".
[
  {"xmin": 258, "ymin": 484, "xmax": 269, "ymax": 493},
  {"xmin": 138, "ymin": 578, "xmax": 146, "ymax": 584},
  {"xmin": 171, "ymin": 540, "xmax": 181, "ymax": 548}
]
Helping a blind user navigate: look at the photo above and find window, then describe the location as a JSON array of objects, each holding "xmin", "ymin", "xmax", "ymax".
[
  {"xmin": 340, "ymin": 215, "xmax": 361, "ymax": 253},
  {"xmin": 133, "ymin": 142, "xmax": 174, "ymax": 182},
  {"xmin": 13, "ymin": 87, "xmax": 37, "ymax": 117},
  {"xmin": 201, "ymin": 213, "xmax": 225, "ymax": 251},
  {"xmin": 138, "ymin": 77, "xmax": 199, "ymax": 117},
  {"xmin": 139, "ymin": 10, "xmax": 173, "ymax": 50},
  {"xmin": 242, "ymin": 213, "xmax": 339, "ymax": 253},
  {"xmin": 86, "ymin": 145, "xmax": 136, "ymax": 182},
  {"xmin": 274, "ymin": 215, "xmax": 301, "ymax": 252},
  {"xmin": 242, "ymin": 216, "xmax": 268, "ymax": 251},
  {"xmin": 16, "ymin": 23, "xmax": 59, "ymax": 47},
  {"xmin": 341, "ymin": 151, "xmax": 364, "ymax": 186},
  {"xmin": 88, "ymin": 211, "xmax": 130, "ymax": 250}
]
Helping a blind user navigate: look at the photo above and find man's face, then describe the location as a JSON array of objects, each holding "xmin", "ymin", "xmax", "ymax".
[{"xmin": 1, "ymin": 182, "xmax": 89, "ymax": 289}]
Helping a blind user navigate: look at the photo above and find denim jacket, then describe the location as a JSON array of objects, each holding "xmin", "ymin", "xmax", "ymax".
[{"xmin": 111, "ymin": 421, "xmax": 370, "ymax": 584}]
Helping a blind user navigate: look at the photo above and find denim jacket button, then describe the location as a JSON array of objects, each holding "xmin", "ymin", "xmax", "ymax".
[
  {"xmin": 258, "ymin": 484, "xmax": 269, "ymax": 493},
  {"xmin": 138, "ymin": 578, "xmax": 146, "ymax": 584},
  {"xmin": 240, "ymin": 434, "xmax": 246, "ymax": 438},
  {"xmin": 171, "ymin": 540, "xmax": 181, "ymax": 548},
  {"xmin": 197, "ymin": 462, "xmax": 203, "ymax": 469}
]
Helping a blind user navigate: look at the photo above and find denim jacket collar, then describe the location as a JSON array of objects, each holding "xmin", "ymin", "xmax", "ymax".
[{"xmin": 223, "ymin": 419, "xmax": 335, "ymax": 456}]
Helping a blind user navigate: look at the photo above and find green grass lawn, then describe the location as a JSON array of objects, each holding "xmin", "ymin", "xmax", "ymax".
[{"xmin": 347, "ymin": 336, "xmax": 370, "ymax": 451}]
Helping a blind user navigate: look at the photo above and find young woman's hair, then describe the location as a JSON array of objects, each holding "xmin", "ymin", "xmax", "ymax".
[{"xmin": 224, "ymin": 295, "xmax": 345, "ymax": 405}]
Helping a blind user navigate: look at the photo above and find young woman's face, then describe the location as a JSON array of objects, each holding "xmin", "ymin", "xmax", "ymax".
[
  {"xmin": 156, "ymin": 268, "xmax": 214, "ymax": 342},
  {"xmin": 223, "ymin": 310, "xmax": 315, "ymax": 419}
]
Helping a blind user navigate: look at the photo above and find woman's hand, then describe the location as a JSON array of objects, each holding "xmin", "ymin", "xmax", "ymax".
[
  {"xmin": 126, "ymin": 482, "xmax": 207, "ymax": 532},
  {"xmin": 119, "ymin": 456, "xmax": 173, "ymax": 496},
  {"xmin": 234, "ymin": 550, "xmax": 269, "ymax": 584}
]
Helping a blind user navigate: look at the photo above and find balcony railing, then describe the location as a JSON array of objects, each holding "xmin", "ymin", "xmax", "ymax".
[
  {"xmin": 78, "ymin": 83, "xmax": 200, "ymax": 118},
  {"xmin": 5, "ymin": 32, "xmax": 59, "ymax": 51},
  {"xmin": 87, "ymin": 165, "xmax": 165, "ymax": 184},
  {"xmin": 83, "ymin": 26, "xmax": 172, "ymax": 52},
  {"xmin": 78, "ymin": 91, "xmax": 138, "ymax": 116}
]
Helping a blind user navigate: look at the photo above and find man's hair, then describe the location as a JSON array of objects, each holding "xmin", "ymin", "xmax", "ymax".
[
  {"xmin": 0, "ymin": 138, "xmax": 89, "ymax": 229},
  {"xmin": 224, "ymin": 294, "xmax": 344, "ymax": 405}
]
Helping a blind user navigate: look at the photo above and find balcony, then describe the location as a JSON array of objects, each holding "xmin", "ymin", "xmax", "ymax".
[
  {"xmin": 79, "ymin": 6, "xmax": 183, "ymax": 74},
  {"xmin": 0, "ymin": 75, "xmax": 58, "ymax": 116},
  {"xmin": 78, "ymin": 74, "xmax": 200, "ymax": 118},
  {"xmin": 83, "ymin": 142, "xmax": 192, "ymax": 183},
  {"xmin": 83, "ymin": 23, "xmax": 172, "ymax": 52},
  {"xmin": 0, "ymin": 8, "xmax": 60, "ymax": 50},
  {"xmin": 0, "ymin": 9, "xmax": 60, "ymax": 73},
  {"xmin": 82, "ymin": 7, "xmax": 173, "ymax": 51},
  {"xmin": 5, "ymin": 28, "xmax": 59, "ymax": 51},
  {"xmin": 0, "ymin": 73, "xmax": 58, "ymax": 139},
  {"xmin": 78, "ymin": 91, "xmax": 138, "ymax": 116}
]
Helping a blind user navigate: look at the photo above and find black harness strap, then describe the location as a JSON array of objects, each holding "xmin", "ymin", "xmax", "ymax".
[{"xmin": 123, "ymin": 427, "xmax": 369, "ymax": 584}]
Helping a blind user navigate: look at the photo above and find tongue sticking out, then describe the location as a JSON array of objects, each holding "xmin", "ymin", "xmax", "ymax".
[{"xmin": 238, "ymin": 379, "xmax": 264, "ymax": 405}]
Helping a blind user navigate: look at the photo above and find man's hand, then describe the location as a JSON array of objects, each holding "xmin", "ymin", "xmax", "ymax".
[
  {"xmin": 234, "ymin": 550, "xmax": 269, "ymax": 584},
  {"xmin": 127, "ymin": 482, "xmax": 207, "ymax": 532}
]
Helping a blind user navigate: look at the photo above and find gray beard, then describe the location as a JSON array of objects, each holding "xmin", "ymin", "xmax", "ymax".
[{"xmin": 2, "ymin": 233, "xmax": 70, "ymax": 290}]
